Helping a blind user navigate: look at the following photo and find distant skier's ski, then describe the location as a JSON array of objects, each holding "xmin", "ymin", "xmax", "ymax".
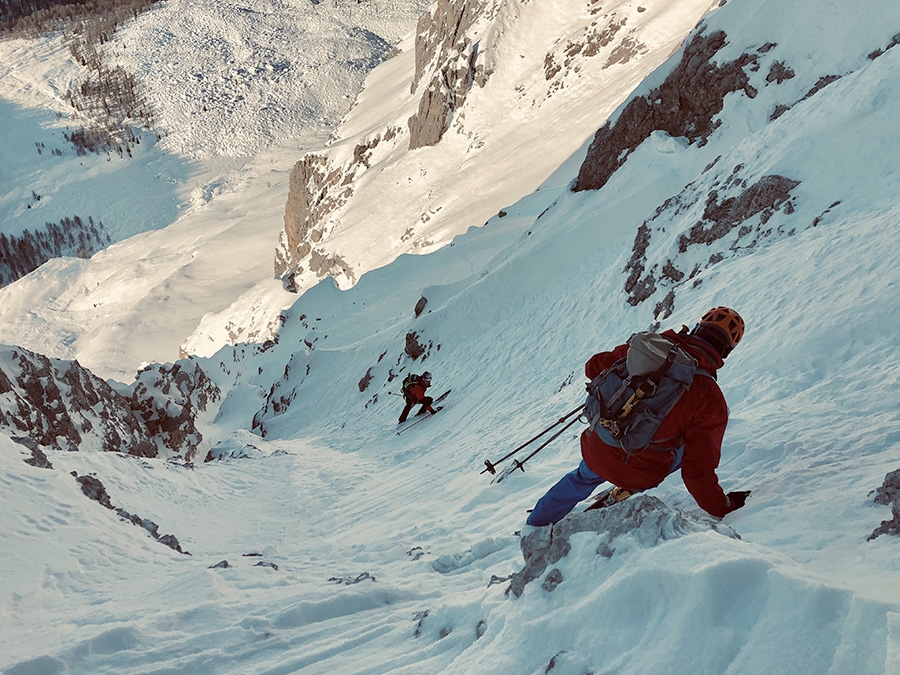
[
  {"xmin": 583, "ymin": 486, "xmax": 632, "ymax": 511},
  {"xmin": 395, "ymin": 406, "xmax": 442, "ymax": 435},
  {"xmin": 394, "ymin": 390, "xmax": 451, "ymax": 435}
]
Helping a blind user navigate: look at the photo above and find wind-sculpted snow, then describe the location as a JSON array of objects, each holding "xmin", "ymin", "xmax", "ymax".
[{"xmin": 509, "ymin": 495, "xmax": 739, "ymax": 597}]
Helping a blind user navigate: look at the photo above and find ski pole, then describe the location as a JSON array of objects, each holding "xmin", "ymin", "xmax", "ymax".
[
  {"xmin": 481, "ymin": 404, "xmax": 585, "ymax": 475},
  {"xmin": 490, "ymin": 413, "xmax": 585, "ymax": 484},
  {"xmin": 512, "ymin": 414, "xmax": 583, "ymax": 471}
]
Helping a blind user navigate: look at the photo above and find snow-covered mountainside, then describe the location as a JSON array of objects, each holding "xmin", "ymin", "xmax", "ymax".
[
  {"xmin": 0, "ymin": 0, "xmax": 431, "ymax": 378},
  {"xmin": 3, "ymin": 0, "xmax": 900, "ymax": 673},
  {"xmin": 0, "ymin": 0, "xmax": 716, "ymax": 379},
  {"xmin": 273, "ymin": 0, "xmax": 718, "ymax": 291}
]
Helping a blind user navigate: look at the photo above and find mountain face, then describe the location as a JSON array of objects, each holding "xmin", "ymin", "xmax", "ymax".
[
  {"xmin": 0, "ymin": 346, "xmax": 219, "ymax": 460},
  {"xmin": 406, "ymin": 0, "xmax": 487, "ymax": 151},
  {"xmin": 2, "ymin": 0, "xmax": 900, "ymax": 672},
  {"xmin": 274, "ymin": 0, "xmax": 719, "ymax": 290},
  {"xmin": 259, "ymin": 0, "xmax": 900, "ymax": 441},
  {"xmin": 568, "ymin": 4, "xmax": 900, "ymax": 320}
]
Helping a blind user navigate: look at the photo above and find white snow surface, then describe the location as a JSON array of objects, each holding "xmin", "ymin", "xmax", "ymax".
[
  {"xmin": 0, "ymin": 0, "xmax": 715, "ymax": 380},
  {"xmin": 2, "ymin": 0, "xmax": 900, "ymax": 674},
  {"xmin": 0, "ymin": 0, "xmax": 430, "ymax": 379}
]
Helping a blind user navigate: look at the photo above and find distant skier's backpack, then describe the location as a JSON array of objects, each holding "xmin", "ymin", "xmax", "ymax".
[
  {"xmin": 401, "ymin": 373, "xmax": 420, "ymax": 399},
  {"xmin": 584, "ymin": 332, "xmax": 710, "ymax": 460}
]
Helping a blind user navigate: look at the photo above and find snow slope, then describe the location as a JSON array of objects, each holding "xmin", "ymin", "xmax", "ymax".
[
  {"xmin": 270, "ymin": 0, "xmax": 721, "ymax": 290},
  {"xmin": 0, "ymin": 0, "xmax": 717, "ymax": 380},
  {"xmin": 3, "ymin": 0, "xmax": 900, "ymax": 673},
  {"xmin": 0, "ymin": 0, "xmax": 431, "ymax": 379}
]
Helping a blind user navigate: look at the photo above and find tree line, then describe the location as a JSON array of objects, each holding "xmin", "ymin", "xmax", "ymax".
[
  {"xmin": 1, "ymin": 1, "xmax": 157, "ymax": 38},
  {"xmin": 2, "ymin": 0, "xmax": 160, "ymax": 155},
  {"xmin": 0, "ymin": 215, "xmax": 111, "ymax": 286}
]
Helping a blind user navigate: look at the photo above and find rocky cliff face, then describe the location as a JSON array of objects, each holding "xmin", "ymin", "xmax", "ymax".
[
  {"xmin": 574, "ymin": 29, "xmax": 759, "ymax": 193},
  {"xmin": 276, "ymin": 0, "xmax": 494, "ymax": 287},
  {"xmin": 0, "ymin": 346, "xmax": 219, "ymax": 461},
  {"xmin": 275, "ymin": 153, "xmax": 358, "ymax": 283},
  {"xmin": 274, "ymin": 0, "xmax": 720, "ymax": 293},
  {"xmin": 407, "ymin": 0, "xmax": 488, "ymax": 150},
  {"xmin": 569, "ymin": 21, "xmax": 886, "ymax": 318}
]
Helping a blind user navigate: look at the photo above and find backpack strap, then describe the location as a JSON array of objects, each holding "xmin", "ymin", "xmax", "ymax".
[{"xmin": 642, "ymin": 367, "xmax": 715, "ymax": 452}]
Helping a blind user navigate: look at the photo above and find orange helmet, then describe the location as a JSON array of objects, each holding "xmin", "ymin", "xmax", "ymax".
[{"xmin": 698, "ymin": 306, "xmax": 745, "ymax": 349}]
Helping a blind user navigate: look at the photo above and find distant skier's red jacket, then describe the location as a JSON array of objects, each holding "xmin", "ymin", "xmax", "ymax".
[
  {"xmin": 580, "ymin": 328, "xmax": 733, "ymax": 517},
  {"xmin": 404, "ymin": 380, "xmax": 430, "ymax": 403}
]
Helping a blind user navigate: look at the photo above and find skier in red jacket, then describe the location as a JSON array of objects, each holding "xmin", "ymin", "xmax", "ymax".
[
  {"xmin": 526, "ymin": 307, "xmax": 751, "ymax": 526},
  {"xmin": 398, "ymin": 371, "xmax": 436, "ymax": 423}
]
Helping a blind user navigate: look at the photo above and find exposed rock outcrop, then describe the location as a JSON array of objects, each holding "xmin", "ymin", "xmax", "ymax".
[
  {"xmin": 276, "ymin": 154, "xmax": 357, "ymax": 281},
  {"xmin": 73, "ymin": 470, "xmax": 189, "ymax": 554},
  {"xmin": 405, "ymin": 331, "xmax": 426, "ymax": 360},
  {"xmin": 408, "ymin": 0, "xmax": 487, "ymax": 150},
  {"xmin": 869, "ymin": 469, "xmax": 900, "ymax": 541},
  {"xmin": 130, "ymin": 360, "xmax": 221, "ymax": 459},
  {"xmin": 0, "ymin": 346, "xmax": 156, "ymax": 456},
  {"xmin": 624, "ymin": 172, "xmax": 801, "ymax": 307},
  {"xmin": 0, "ymin": 345, "xmax": 219, "ymax": 460},
  {"xmin": 574, "ymin": 29, "xmax": 760, "ymax": 192},
  {"xmin": 509, "ymin": 495, "xmax": 740, "ymax": 597},
  {"xmin": 543, "ymin": 3, "xmax": 649, "ymax": 93}
]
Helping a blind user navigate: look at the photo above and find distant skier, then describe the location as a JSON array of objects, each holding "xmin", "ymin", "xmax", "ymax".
[
  {"xmin": 398, "ymin": 371, "xmax": 436, "ymax": 424},
  {"xmin": 526, "ymin": 307, "xmax": 751, "ymax": 526}
]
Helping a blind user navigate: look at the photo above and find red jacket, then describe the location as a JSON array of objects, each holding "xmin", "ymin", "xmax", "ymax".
[
  {"xmin": 580, "ymin": 329, "xmax": 733, "ymax": 517},
  {"xmin": 404, "ymin": 380, "xmax": 430, "ymax": 403}
]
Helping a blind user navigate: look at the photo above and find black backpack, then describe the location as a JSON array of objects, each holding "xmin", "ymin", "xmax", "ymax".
[
  {"xmin": 401, "ymin": 373, "xmax": 420, "ymax": 398},
  {"xmin": 584, "ymin": 332, "xmax": 711, "ymax": 460}
]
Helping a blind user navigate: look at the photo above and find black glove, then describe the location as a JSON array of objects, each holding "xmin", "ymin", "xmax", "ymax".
[{"xmin": 726, "ymin": 490, "xmax": 751, "ymax": 510}]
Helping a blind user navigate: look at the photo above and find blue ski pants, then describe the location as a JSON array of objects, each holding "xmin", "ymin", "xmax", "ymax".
[{"xmin": 525, "ymin": 447, "xmax": 684, "ymax": 527}]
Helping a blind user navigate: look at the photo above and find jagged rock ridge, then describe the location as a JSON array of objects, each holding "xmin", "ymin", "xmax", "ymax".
[{"xmin": 0, "ymin": 345, "xmax": 219, "ymax": 460}]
